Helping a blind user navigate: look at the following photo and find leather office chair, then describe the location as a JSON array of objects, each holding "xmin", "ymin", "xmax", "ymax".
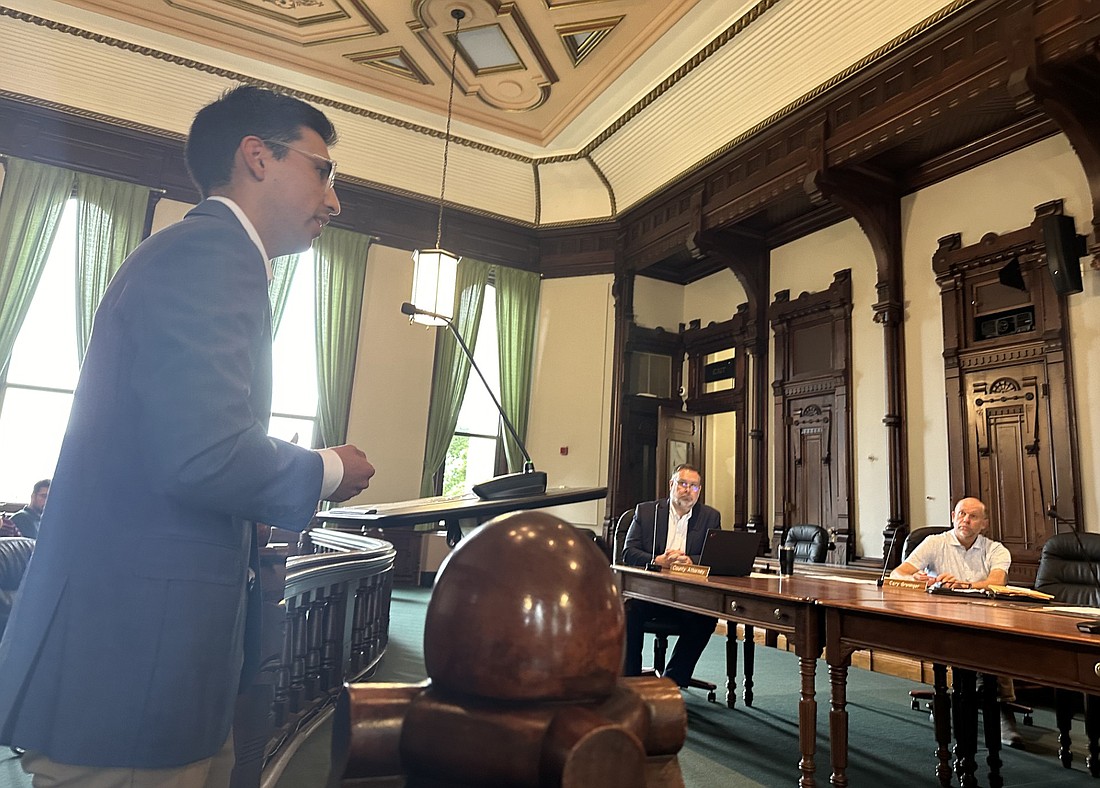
[
  {"xmin": 0, "ymin": 536, "xmax": 34, "ymax": 639},
  {"xmin": 1035, "ymin": 531, "xmax": 1100, "ymax": 775},
  {"xmin": 901, "ymin": 525, "xmax": 950, "ymax": 561},
  {"xmin": 612, "ymin": 510, "xmax": 718, "ymax": 702},
  {"xmin": 782, "ymin": 524, "xmax": 831, "ymax": 563}
]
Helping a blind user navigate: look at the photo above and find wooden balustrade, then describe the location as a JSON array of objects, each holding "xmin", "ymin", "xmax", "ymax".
[{"xmin": 232, "ymin": 529, "xmax": 395, "ymax": 788}]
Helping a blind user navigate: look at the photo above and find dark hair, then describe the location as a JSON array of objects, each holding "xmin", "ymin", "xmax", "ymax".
[
  {"xmin": 184, "ymin": 85, "xmax": 337, "ymax": 198},
  {"xmin": 33, "ymin": 479, "xmax": 50, "ymax": 494},
  {"xmin": 670, "ymin": 463, "xmax": 702, "ymax": 483}
]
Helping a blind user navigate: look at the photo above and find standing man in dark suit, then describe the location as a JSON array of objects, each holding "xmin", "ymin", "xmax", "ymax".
[
  {"xmin": 621, "ymin": 463, "xmax": 720, "ymax": 687},
  {"xmin": 0, "ymin": 86, "xmax": 376, "ymax": 786}
]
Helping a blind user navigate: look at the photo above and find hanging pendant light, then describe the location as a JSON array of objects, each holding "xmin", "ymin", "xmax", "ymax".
[{"xmin": 410, "ymin": 8, "xmax": 465, "ymax": 327}]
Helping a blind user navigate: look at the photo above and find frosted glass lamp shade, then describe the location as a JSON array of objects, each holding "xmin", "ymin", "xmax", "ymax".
[{"xmin": 411, "ymin": 248, "xmax": 460, "ymax": 326}]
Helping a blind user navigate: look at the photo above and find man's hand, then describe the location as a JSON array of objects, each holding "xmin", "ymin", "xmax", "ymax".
[
  {"xmin": 656, "ymin": 549, "xmax": 692, "ymax": 567},
  {"xmin": 0, "ymin": 515, "xmax": 20, "ymax": 537},
  {"xmin": 328, "ymin": 444, "xmax": 376, "ymax": 502}
]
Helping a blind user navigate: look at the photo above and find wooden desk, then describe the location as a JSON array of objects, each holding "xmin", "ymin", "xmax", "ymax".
[
  {"xmin": 823, "ymin": 590, "xmax": 1100, "ymax": 788},
  {"xmin": 317, "ymin": 486, "xmax": 607, "ymax": 546},
  {"xmin": 618, "ymin": 565, "xmax": 878, "ymax": 788}
]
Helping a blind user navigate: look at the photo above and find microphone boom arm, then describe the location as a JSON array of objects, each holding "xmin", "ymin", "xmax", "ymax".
[
  {"xmin": 402, "ymin": 301, "xmax": 545, "ymax": 500},
  {"xmin": 442, "ymin": 315, "xmax": 533, "ymax": 471}
]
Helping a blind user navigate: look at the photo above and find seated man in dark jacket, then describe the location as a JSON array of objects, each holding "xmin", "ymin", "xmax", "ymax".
[
  {"xmin": 621, "ymin": 464, "xmax": 719, "ymax": 687},
  {"xmin": 8, "ymin": 479, "xmax": 48, "ymax": 540}
]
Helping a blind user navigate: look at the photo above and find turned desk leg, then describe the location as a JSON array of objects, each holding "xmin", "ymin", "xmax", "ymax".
[
  {"xmin": 797, "ymin": 654, "xmax": 817, "ymax": 788},
  {"xmin": 828, "ymin": 661, "xmax": 848, "ymax": 788},
  {"xmin": 931, "ymin": 663, "xmax": 952, "ymax": 788},
  {"xmin": 1055, "ymin": 688, "xmax": 1075, "ymax": 768},
  {"xmin": 1085, "ymin": 693, "xmax": 1100, "ymax": 777},
  {"xmin": 726, "ymin": 627, "xmax": 739, "ymax": 709},
  {"xmin": 744, "ymin": 629, "xmax": 756, "ymax": 707},
  {"xmin": 952, "ymin": 668, "xmax": 978, "ymax": 788},
  {"xmin": 979, "ymin": 673, "xmax": 1003, "ymax": 788}
]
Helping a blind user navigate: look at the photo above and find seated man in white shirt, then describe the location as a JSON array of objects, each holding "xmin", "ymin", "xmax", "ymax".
[
  {"xmin": 621, "ymin": 464, "xmax": 720, "ymax": 688},
  {"xmin": 892, "ymin": 497, "xmax": 1023, "ymax": 747}
]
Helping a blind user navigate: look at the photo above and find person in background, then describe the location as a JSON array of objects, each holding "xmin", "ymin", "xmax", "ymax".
[
  {"xmin": 8, "ymin": 479, "xmax": 48, "ymax": 540},
  {"xmin": 891, "ymin": 497, "xmax": 1023, "ymax": 747},
  {"xmin": 621, "ymin": 464, "xmax": 720, "ymax": 688},
  {"xmin": 0, "ymin": 85, "xmax": 377, "ymax": 787}
]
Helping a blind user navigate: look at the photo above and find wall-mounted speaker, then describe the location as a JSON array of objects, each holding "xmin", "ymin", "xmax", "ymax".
[{"xmin": 1042, "ymin": 214, "xmax": 1085, "ymax": 296}]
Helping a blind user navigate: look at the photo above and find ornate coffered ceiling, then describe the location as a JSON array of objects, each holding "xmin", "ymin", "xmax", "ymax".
[
  {"xmin": 0, "ymin": 0, "xmax": 973, "ymax": 227},
  {"xmin": 33, "ymin": 0, "xmax": 705, "ymax": 147}
]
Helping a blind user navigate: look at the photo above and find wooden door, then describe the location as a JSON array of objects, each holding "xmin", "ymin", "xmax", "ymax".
[
  {"xmin": 788, "ymin": 398, "xmax": 835, "ymax": 531},
  {"xmin": 966, "ymin": 366, "xmax": 1052, "ymax": 582},
  {"xmin": 657, "ymin": 406, "xmax": 703, "ymax": 501}
]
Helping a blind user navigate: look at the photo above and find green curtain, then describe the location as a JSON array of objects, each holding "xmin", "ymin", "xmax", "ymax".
[
  {"xmin": 495, "ymin": 266, "xmax": 541, "ymax": 471},
  {"xmin": 74, "ymin": 172, "xmax": 150, "ymax": 363},
  {"xmin": 419, "ymin": 257, "xmax": 490, "ymax": 496},
  {"xmin": 313, "ymin": 227, "xmax": 370, "ymax": 450},
  {"xmin": 269, "ymin": 253, "xmax": 300, "ymax": 336},
  {"xmin": 0, "ymin": 158, "xmax": 76, "ymax": 379}
]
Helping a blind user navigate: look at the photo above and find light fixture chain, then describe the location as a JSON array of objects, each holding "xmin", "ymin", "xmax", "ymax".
[{"xmin": 436, "ymin": 9, "xmax": 464, "ymax": 250}]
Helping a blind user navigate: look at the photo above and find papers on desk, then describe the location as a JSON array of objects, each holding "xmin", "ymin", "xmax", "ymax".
[
  {"xmin": 328, "ymin": 492, "xmax": 478, "ymax": 517},
  {"xmin": 1044, "ymin": 606, "xmax": 1100, "ymax": 616},
  {"xmin": 986, "ymin": 584, "xmax": 1054, "ymax": 601},
  {"xmin": 799, "ymin": 572, "xmax": 878, "ymax": 585}
]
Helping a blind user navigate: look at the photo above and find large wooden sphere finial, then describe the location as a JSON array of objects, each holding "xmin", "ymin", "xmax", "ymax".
[{"xmin": 424, "ymin": 511, "xmax": 624, "ymax": 701}]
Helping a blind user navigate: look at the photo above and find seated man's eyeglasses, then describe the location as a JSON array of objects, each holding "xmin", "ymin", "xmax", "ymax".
[
  {"xmin": 261, "ymin": 139, "xmax": 337, "ymax": 191},
  {"xmin": 675, "ymin": 480, "xmax": 701, "ymax": 492}
]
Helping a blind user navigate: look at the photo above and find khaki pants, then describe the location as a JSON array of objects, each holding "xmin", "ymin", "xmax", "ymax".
[{"xmin": 21, "ymin": 733, "xmax": 234, "ymax": 788}]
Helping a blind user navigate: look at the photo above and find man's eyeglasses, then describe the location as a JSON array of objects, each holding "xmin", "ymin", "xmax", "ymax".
[
  {"xmin": 261, "ymin": 139, "xmax": 337, "ymax": 191},
  {"xmin": 675, "ymin": 479, "xmax": 701, "ymax": 492}
]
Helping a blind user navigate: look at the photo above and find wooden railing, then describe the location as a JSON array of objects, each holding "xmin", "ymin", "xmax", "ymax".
[{"xmin": 234, "ymin": 530, "xmax": 395, "ymax": 788}]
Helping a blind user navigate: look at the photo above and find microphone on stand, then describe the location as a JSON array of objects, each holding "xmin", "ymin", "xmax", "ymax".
[
  {"xmin": 401, "ymin": 301, "xmax": 547, "ymax": 501},
  {"xmin": 877, "ymin": 526, "xmax": 903, "ymax": 587}
]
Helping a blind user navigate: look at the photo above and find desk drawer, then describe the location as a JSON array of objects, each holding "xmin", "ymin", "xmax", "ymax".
[
  {"xmin": 1076, "ymin": 653, "xmax": 1100, "ymax": 691},
  {"xmin": 723, "ymin": 594, "xmax": 795, "ymax": 629}
]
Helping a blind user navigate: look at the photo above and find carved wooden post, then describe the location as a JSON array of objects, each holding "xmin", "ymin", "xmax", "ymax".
[{"xmin": 605, "ymin": 264, "xmax": 634, "ymax": 538}]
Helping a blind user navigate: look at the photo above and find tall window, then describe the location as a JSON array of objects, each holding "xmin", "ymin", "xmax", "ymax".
[
  {"xmin": 0, "ymin": 199, "xmax": 79, "ymax": 502},
  {"xmin": 269, "ymin": 251, "xmax": 319, "ymax": 447},
  {"xmin": 0, "ymin": 206, "xmax": 320, "ymax": 502},
  {"xmin": 442, "ymin": 282, "xmax": 499, "ymax": 495}
]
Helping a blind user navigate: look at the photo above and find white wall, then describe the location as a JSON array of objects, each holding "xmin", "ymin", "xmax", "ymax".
[
  {"xmin": 684, "ymin": 268, "xmax": 746, "ymax": 325},
  {"xmin": 526, "ymin": 275, "xmax": 615, "ymax": 529},
  {"xmin": 342, "ymin": 243, "xmax": 435, "ymax": 506},
  {"xmin": 634, "ymin": 276, "xmax": 684, "ymax": 330}
]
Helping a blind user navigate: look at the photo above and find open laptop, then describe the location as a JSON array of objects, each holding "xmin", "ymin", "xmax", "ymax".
[{"xmin": 698, "ymin": 529, "xmax": 759, "ymax": 577}]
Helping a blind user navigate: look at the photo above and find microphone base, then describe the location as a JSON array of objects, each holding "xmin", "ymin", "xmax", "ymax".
[{"xmin": 471, "ymin": 471, "xmax": 548, "ymax": 501}]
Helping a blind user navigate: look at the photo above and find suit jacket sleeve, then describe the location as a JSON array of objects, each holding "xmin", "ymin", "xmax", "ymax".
[{"xmin": 623, "ymin": 501, "xmax": 660, "ymax": 567}]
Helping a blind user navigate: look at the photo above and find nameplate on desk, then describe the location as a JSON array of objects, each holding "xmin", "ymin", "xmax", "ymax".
[
  {"xmin": 882, "ymin": 578, "xmax": 925, "ymax": 591},
  {"xmin": 670, "ymin": 563, "xmax": 710, "ymax": 578}
]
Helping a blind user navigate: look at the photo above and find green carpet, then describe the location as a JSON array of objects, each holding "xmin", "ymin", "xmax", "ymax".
[{"xmin": 277, "ymin": 586, "xmax": 1095, "ymax": 787}]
